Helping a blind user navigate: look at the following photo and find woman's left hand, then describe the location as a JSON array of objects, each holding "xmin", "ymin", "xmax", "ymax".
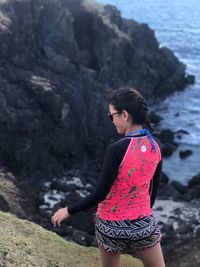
[{"xmin": 51, "ymin": 207, "xmax": 70, "ymax": 227}]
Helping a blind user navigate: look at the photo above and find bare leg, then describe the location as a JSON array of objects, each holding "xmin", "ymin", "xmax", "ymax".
[
  {"xmin": 99, "ymin": 245, "xmax": 121, "ymax": 267},
  {"xmin": 133, "ymin": 243, "xmax": 165, "ymax": 267}
]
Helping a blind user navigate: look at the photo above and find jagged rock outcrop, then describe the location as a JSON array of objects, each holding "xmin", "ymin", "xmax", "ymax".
[
  {"xmin": 0, "ymin": 169, "xmax": 40, "ymax": 220},
  {"xmin": 0, "ymin": 0, "xmax": 191, "ymax": 182}
]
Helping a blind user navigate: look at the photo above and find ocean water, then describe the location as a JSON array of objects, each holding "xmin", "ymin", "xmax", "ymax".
[{"xmin": 98, "ymin": 0, "xmax": 200, "ymax": 184}]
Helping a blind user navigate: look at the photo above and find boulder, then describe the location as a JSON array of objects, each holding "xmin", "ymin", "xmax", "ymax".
[
  {"xmin": 160, "ymin": 172, "xmax": 170, "ymax": 185},
  {"xmin": 157, "ymin": 184, "xmax": 182, "ymax": 200},
  {"xmin": 188, "ymin": 173, "xmax": 200, "ymax": 187},
  {"xmin": 149, "ymin": 111, "xmax": 163, "ymax": 124},
  {"xmin": 0, "ymin": 168, "xmax": 40, "ymax": 220},
  {"xmin": 170, "ymin": 180, "xmax": 188, "ymax": 194},
  {"xmin": 157, "ymin": 129, "xmax": 175, "ymax": 144},
  {"xmin": 184, "ymin": 74, "xmax": 195, "ymax": 84},
  {"xmin": 179, "ymin": 149, "xmax": 193, "ymax": 159},
  {"xmin": 162, "ymin": 143, "xmax": 177, "ymax": 157}
]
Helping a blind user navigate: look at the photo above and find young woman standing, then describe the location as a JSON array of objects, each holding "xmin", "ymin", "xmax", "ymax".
[{"xmin": 52, "ymin": 87, "xmax": 165, "ymax": 267}]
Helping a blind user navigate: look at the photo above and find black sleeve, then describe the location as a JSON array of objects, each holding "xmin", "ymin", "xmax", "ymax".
[
  {"xmin": 68, "ymin": 143, "xmax": 121, "ymax": 215},
  {"xmin": 149, "ymin": 135, "xmax": 163, "ymax": 207},
  {"xmin": 149, "ymin": 160, "xmax": 163, "ymax": 207}
]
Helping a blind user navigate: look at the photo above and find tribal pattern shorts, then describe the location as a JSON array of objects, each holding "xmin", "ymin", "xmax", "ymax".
[{"xmin": 94, "ymin": 215, "xmax": 161, "ymax": 254}]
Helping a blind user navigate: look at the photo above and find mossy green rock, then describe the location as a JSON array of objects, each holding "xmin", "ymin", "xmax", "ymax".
[{"xmin": 0, "ymin": 212, "xmax": 143, "ymax": 267}]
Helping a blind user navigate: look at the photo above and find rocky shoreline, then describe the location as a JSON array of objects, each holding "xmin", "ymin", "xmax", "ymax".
[
  {"xmin": 0, "ymin": 0, "xmax": 198, "ymax": 265},
  {"xmin": 37, "ymin": 120, "xmax": 200, "ymax": 253},
  {"xmin": 38, "ymin": 165, "xmax": 200, "ymax": 246},
  {"xmin": 1, "ymin": 105, "xmax": 199, "ymax": 262},
  {"xmin": 1, "ymin": 157, "xmax": 199, "ymax": 262}
]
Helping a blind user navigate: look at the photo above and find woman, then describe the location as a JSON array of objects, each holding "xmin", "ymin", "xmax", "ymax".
[{"xmin": 52, "ymin": 87, "xmax": 165, "ymax": 267}]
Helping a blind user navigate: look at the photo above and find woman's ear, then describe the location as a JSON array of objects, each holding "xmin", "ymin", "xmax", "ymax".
[{"xmin": 122, "ymin": 110, "xmax": 129, "ymax": 121}]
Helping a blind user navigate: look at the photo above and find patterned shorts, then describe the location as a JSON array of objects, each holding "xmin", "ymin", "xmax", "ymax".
[{"xmin": 94, "ymin": 215, "xmax": 161, "ymax": 254}]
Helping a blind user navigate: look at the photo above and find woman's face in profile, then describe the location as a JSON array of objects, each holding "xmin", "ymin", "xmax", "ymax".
[{"xmin": 109, "ymin": 104, "xmax": 126, "ymax": 135}]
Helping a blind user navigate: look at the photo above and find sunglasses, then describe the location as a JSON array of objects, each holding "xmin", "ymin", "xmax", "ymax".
[{"xmin": 107, "ymin": 111, "xmax": 119, "ymax": 121}]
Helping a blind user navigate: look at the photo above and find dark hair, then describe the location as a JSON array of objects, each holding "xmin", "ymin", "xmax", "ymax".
[{"xmin": 108, "ymin": 87, "xmax": 153, "ymax": 131}]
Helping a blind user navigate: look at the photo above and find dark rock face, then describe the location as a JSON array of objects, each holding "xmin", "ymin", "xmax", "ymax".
[
  {"xmin": 166, "ymin": 238, "xmax": 200, "ymax": 267},
  {"xmin": 149, "ymin": 111, "xmax": 163, "ymax": 124},
  {"xmin": 0, "ymin": 0, "xmax": 190, "ymax": 182},
  {"xmin": 0, "ymin": 169, "xmax": 40, "ymax": 219},
  {"xmin": 155, "ymin": 129, "xmax": 178, "ymax": 157},
  {"xmin": 0, "ymin": 195, "xmax": 9, "ymax": 212},
  {"xmin": 179, "ymin": 149, "xmax": 193, "ymax": 159},
  {"xmin": 162, "ymin": 143, "xmax": 177, "ymax": 157},
  {"xmin": 158, "ymin": 183, "xmax": 182, "ymax": 200},
  {"xmin": 170, "ymin": 180, "xmax": 188, "ymax": 194},
  {"xmin": 187, "ymin": 173, "xmax": 200, "ymax": 199},
  {"xmin": 157, "ymin": 172, "xmax": 200, "ymax": 202},
  {"xmin": 157, "ymin": 129, "xmax": 175, "ymax": 144},
  {"xmin": 184, "ymin": 74, "xmax": 195, "ymax": 84},
  {"xmin": 188, "ymin": 173, "xmax": 200, "ymax": 187}
]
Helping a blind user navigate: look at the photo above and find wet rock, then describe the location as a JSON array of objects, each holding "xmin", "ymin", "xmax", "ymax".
[
  {"xmin": 188, "ymin": 173, "xmax": 200, "ymax": 187},
  {"xmin": 162, "ymin": 143, "xmax": 177, "ymax": 156},
  {"xmin": 157, "ymin": 129, "xmax": 175, "ymax": 144},
  {"xmin": 175, "ymin": 129, "xmax": 189, "ymax": 135},
  {"xmin": 175, "ymin": 129, "xmax": 189, "ymax": 142},
  {"xmin": 161, "ymin": 224, "xmax": 177, "ymax": 244},
  {"xmin": 184, "ymin": 174, "xmax": 200, "ymax": 200},
  {"xmin": 51, "ymin": 178, "xmax": 84, "ymax": 192},
  {"xmin": 161, "ymin": 172, "xmax": 170, "ymax": 185},
  {"xmin": 187, "ymin": 188, "xmax": 200, "ymax": 199},
  {"xmin": 191, "ymin": 219, "xmax": 199, "ymax": 225},
  {"xmin": 179, "ymin": 149, "xmax": 193, "ymax": 159},
  {"xmin": 155, "ymin": 206, "xmax": 163, "ymax": 211},
  {"xmin": 195, "ymin": 228, "xmax": 200, "ymax": 238},
  {"xmin": 177, "ymin": 223, "xmax": 193, "ymax": 235},
  {"xmin": 149, "ymin": 112, "xmax": 163, "ymax": 124},
  {"xmin": 185, "ymin": 74, "xmax": 195, "ymax": 84},
  {"xmin": 173, "ymin": 208, "xmax": 182, "ymax": 216},
  {"xmin": 157, "ymin": 184, "xmax": 182, "ymax": 200},
  {"xmin": 158, "ymin": 172, "xmax": 170, "ymax": 196},
  {"xmin": 170, "ymin": 180, "xmax": 188, "ymax": 194},
  {"xmin": 156, "ymin": 129, "xmax": 178, "ymax": 157}
]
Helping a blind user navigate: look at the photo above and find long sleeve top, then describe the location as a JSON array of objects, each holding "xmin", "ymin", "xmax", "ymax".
[{"xmin": 68, "ymin": 134, "xmax": 162, "ymax": 216}]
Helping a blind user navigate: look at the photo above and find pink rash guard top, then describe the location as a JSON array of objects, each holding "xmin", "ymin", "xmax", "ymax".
[{"xmin": 97, "ymin": 136, "xmax": 162, "ymax": 221}]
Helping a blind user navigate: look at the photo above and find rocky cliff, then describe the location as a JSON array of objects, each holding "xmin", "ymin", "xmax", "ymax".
[
  {"xmin": 0, "ymin": 168, "xmax": 43, "ymax": 222},
  {"xmin": 0, "ymin": 0, "xmax": 191, "ymax": 182}
]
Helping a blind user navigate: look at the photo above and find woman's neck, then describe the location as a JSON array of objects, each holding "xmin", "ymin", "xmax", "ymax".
[{"xmin": 125, "ymin": 124, "xmax": 143, "ymax": 136}]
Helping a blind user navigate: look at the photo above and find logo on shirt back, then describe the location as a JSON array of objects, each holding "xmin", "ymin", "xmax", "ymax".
[{"xmin": 141, "ymin": 145, "xmax": 147, "ymax": 152}]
